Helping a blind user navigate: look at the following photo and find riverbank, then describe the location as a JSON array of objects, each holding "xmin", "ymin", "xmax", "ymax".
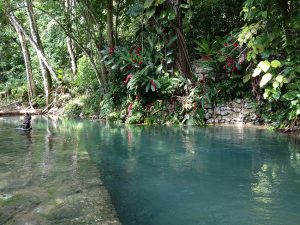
[{"xmin": 0, "ymin": 99, "xmax": 299, "ymax": 134}]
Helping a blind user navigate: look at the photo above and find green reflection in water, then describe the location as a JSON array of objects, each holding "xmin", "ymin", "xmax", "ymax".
[{"xmin": 86, "ymin": 125, "xmax": 300, "ymax": 225}]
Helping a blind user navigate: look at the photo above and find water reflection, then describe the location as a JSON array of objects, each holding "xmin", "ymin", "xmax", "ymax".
[
  {"xmin": 88, "ymin": 125, "xmax": 300, "ymax": 225},
  {"xmin": 2, "ymin": 117, "xmax": 299, "ymax": 225}
]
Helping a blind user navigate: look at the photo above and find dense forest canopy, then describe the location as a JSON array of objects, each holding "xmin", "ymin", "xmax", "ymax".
[{"xmin": 0, "ymin": 0, "xmax": 299, "ymax": 129}]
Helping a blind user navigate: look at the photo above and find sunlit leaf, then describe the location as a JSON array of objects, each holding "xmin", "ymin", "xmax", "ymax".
[
  {"xmin": 260, "ymin": 73, "xmax": 272, "ymax": 87},
  {"xmin": 252, "ymin": 68, "xmax": 262, "ymax": 77},
  {"xmin": 275, "ymin": 75, "xmax": 284, "ymax": 83},
  {"xmin": 258, "ymin": 60, "xmax": 270, "ymax": 72},
  {"xmin": 271, "ymin": 60, "xmax": 281, "ymax": 68},
  {"xmin": 272, "ymin": 81, "xmax": 279, "ymax": 89}
]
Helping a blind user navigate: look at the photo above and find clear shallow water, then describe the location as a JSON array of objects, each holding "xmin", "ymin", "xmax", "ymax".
[
  {"xmin": 0, "ymin": 117, "xmax": 119, "ymax": 225},
  {"xmin": 1, "ymin": 117, "xmax": 300, "ymax": 225}
]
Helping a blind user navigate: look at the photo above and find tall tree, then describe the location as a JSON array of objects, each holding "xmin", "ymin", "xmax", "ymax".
[
  {"xmin": 65, "ymin": 0, "xmax": 77, "ymax": 75},
  {"xmin": 12, "ymin": 23, "xmax": 36, "ymax": 104},
  {"xmin": 106, "ymin": 0, "xmax": 114, "ymax": 48},
  {"xmin": 170, "ymin": 0, "xmax": 192, "ymax": 80},
  {"xmin": 24, "ymin": 0, "xmax": 53, "ymax": 105}
]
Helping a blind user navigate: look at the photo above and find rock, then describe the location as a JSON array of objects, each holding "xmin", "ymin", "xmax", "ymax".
[
  {"xmin": 250, "ymin": 113, "xmax": 258, "ymax": 120},
  {"xmin": 222, "ymin": 116, "xmax": 231, "ymax": 121},
  {"xmin": 232, "ymin": 102, "xmax": 242, "ymax": 108},
  {"xmin": 205, "ymin": 113, "xmax": 210, "ymax": 120},
  {"xmin": 206, "ymin": 119, "xmax": 214, "ymax": 124},
  {"xmin": 215, "ymin": 107, "xmax": 221, "ymax": 115},
  {"xmin": 0, "ymin": 194, "xmax": 41, "ymax": 224},
  {"xmin": 220, "ymin": 110, "xmax": 229, "ymax": 116},
  {"xmin": 244, "ymin": 102, "xmax": 252, "ymax": 109},
  {"xmin": 48, "ymin": 204, "xmax": 82, "ymax": 220},
  {"xmin": 243, "ymin": 108, "xmax": 254, "ymax": 114},
  {"xmin": 233, "ymin": 107, "xmax": 241, "ymax": 113}
]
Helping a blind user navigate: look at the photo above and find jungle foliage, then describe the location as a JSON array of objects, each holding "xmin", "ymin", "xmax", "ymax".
[{"xmin": 0, "ymin": 0, "xmax": 299, "ymax": 129}]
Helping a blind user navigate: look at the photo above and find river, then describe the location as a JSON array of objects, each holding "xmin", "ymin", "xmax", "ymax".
[{"xmin": 1, "ymin": 116, "xmax": 300, "ymax": 225}]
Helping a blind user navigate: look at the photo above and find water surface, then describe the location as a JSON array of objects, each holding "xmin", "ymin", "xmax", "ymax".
[
  {"xmin": 87, "ymin": 124, "xmax": 300, "ymax": 225},
  {"xmin": 1, "ymin": 117, "xmax": 300, "ymax": 225},
  {"xmin": 0, "ymin": 116, "xmax": 119, "ymax": 225}
]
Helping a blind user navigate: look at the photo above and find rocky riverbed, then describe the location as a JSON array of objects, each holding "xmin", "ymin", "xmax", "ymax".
[{"xmin": 0, "ymin": 117, "xmax": 121, "ymax": 225}]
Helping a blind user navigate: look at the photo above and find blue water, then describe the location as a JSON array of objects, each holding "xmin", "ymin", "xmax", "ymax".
[
  {"xmin": 1, "ymin": 117, "xmax": 300, "ymax": 225},
  {"xmin": 87, "ymin": 125, "xmax": 300, "ymax": 225}
]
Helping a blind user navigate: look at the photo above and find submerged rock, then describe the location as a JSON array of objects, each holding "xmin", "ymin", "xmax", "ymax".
[{"xmin": 0, "ymin": 194, "xmax": 41, "ymax": 224}]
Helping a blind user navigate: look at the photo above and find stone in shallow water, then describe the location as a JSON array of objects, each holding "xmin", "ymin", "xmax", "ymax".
[
  {"xmin": 0, "ymin": 194, "xmax": 41, "ymax": 224},
  {"xmin": 0, "ymin": 193, "xmax": 13, "ymax": 200}
]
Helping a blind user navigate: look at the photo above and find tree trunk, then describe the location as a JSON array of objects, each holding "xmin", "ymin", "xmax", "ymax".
[
  {"xmin": 13, "ymin": 23, "xmax": 36, "ymax": 104},
  {"xmin": 115, "ymin": 0, "xmax": 120, "ymax": 45},
  {"xmin": 106, "ymin": 0, "xmax": 114, "ymax": 48},
  {"xmin": 24, "ymin": 0, "xmax": 53, "ymax": 105},
  {"xmin": 65, "ymin": 0, "xmax": 77, "ymax": 75},
  {"xmin": 94, "ymin": 32, "xmax": 109, "ymax": 86},
  {"xmin": 169, "ymin": 0, "xmax": 192, "ymax": 80}
]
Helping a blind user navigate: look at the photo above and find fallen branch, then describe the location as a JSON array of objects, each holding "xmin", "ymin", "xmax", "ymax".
[
  {"xmin": 41, "ymin": 99, "xmax": 56, "ymax": 114},
  {"xmin": 0, "ymin": 108, "xmax": 42, "ymax": 116}
]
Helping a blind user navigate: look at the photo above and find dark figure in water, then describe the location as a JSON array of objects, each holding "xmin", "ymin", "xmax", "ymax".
[{"xmin": 23, "ymin": 113, "xmax": 32, "ymax": 129}]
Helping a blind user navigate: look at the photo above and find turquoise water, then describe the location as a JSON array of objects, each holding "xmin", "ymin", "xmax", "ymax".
[
  {"xmin": 88, "ymin": 124, "xmax": 300, "ymax": 225},
  {"xmin": 1, "ymin": 117, "xmax": 300, "ymax": 225}
]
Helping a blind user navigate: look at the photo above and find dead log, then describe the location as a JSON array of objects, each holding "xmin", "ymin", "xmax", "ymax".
[{"xmin": 0, "ymin": 109, "xmax": 42, "ymax": 116}]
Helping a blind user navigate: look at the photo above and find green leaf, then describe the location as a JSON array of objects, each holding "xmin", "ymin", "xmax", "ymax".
[
  {"xmin": 156, "ymin": 64, "xmax": 163, "ymax": 74},
  {"xmin": 167, "ymin": 11, "xmax": 176, "ymax": 20},
  {"xmin": 260, "ymin": 73, "xmax": 272, "ymax": 87},
  {"xmin": 258, "ymin": 60, "xmax": 270, "ymax": 73},
  {"xmin": 252, "ymin": 68, "xmax": 262, "ymax": 77},
  {"xmin": 155, "ymin": 0, "xmax": 165, "ymax": 5},
  {"xmin": 154, "ymin": 80, "xmax": 161, "ymax": 88},
  {"xmin": 243, "ymin": 74, "xmax": 251, "ymax": 83},
  {"xmin": 283, "ymin": 91, "xmax": 297, "ymax": 100},
  {"xmin": 145, "ymin": 8, "xmax": 156, "ymax": 18},
  {"xmin": 180, "ymin": 4, "xmax": 190, "ymax": 9},
  {"xmin": 144, "ymin": 0, "xmax": 154, "ymax": 9},
  {"xmin": 111, "ymin": 64, "xmax": 119, "ymax": 70},
  {"xmin": 272, "ymin": 91, "xmax": 280, "ymax": 100},
  {"xmin": 151, "ymin": 84, "xmax": 156, "ymax": 92},
  {"xmin": 271, "ymin": 60, "xmax": 281, "ymax": 68},
  {"xmin": 272, "ymin": 81, "xmax": 279, "ymax": 89},
  {"xmin": 166, "ymin": 58, "xmax": 172, "ymax": 64},
  {"xmin": 145, "ymin": 82, "xmax": 150, "ymax": 93},
  {"xmin": 263, "ymin": 88, "xmax": 271, "ymax": 99},
  {"xmin": 106, "ymin": 58, "xmax": 114, "ymax": 65},
  {"xmin": 159, "ymin": 10, "xmax": 167, "ymax": 19},
  {"xmin": 275, "ymin": 75, "xmax": 284, "ymax": 83}
]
